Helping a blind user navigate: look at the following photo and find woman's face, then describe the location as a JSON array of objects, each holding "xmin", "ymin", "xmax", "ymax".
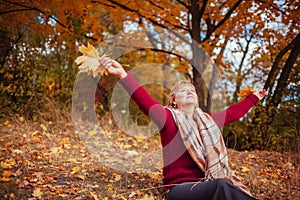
[{"xmin": 174, "ymin": 85, "xmax": 198, "ymax": 108}]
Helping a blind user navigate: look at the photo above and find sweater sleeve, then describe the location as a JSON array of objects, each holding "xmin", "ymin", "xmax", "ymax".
[
  {"xmin": 118, "ymin": 72, "xmax": 168, "ymax": 130},
  {"xmin": 211, "ymin": 93, "xmax": 259, "ymax": 128}
]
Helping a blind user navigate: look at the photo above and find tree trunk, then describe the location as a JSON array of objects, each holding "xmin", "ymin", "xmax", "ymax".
[
  {"xmin": 190, "ymin": 0, "xmax": 209, "ymax": 111},
  {"xmin": 270, "ymin": 32, "xmax": 300, "ymax": 107},
  {"xmin": 263, "ymin": 33, "xmax": 300, "ymax": 101}
]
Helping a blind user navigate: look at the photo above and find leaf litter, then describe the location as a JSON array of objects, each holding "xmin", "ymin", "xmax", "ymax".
[{"xmin": 0, "ymin": 116, "xmax": 299, "ymax": 199}]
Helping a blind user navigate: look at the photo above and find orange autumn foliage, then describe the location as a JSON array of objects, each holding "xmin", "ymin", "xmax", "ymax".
[{"xmin": 237, "ymin": 86, "xmax": 256, "ymax": 101}]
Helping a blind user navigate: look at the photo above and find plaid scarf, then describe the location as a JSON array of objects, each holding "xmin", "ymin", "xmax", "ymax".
[{"xmin": 167, "ymin": 107, "xmax": 252, "ymax": 196}]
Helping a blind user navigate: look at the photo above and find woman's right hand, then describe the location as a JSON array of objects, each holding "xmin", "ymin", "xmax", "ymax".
[{"xmin": 100, "ymin": 57, "xmax": 127, "ymax": 79}]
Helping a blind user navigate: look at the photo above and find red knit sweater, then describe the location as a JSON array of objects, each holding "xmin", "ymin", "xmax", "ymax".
[{"xmin": 119, "ymin": 72, "xmax": 259, "ymax": 189}]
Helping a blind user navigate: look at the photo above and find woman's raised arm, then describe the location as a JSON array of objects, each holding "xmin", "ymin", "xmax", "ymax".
[
  {"xmin": 211, "ymin": 90, "xmax": 266, "ymax": 127},
  {"xmin": 100, "ymin": 58, "xmax": 168, "ymax": 130}
]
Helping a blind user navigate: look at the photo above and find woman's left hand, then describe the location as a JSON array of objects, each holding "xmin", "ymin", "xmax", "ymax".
[{"xmin": 253, "ymin": 89, "xmax": 267, "ymax": 100}]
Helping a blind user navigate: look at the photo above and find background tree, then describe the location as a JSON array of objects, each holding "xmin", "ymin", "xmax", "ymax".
[
  {"xmin": 0, "ymin": 0, "xmax": 119, "ymax": 116},
  {"xmin": 92, "ymin": 0, "xmax": 299, "ymax": 151}
]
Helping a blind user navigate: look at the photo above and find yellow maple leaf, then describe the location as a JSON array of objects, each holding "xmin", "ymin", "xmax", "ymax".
[
  {"xmin": 237, "ymin": 86, "xmax": 256, "ymax": 101},
  {"xmin": 75, "ymin": 43, "xmax": 109, "ymax": 77},
  {"xmin": 78, "ymin": 42, "xmax": 100, "ymax": 58}
]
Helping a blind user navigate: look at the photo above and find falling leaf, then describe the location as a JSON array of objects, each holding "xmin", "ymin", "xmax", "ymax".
[{"xmin": 237, "ymin": 86, "xmax": 256, "ymax": 101}]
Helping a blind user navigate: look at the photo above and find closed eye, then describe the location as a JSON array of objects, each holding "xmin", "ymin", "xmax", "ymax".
[{"xmin": 180, "ymin": 89, "xmax": 195, "ymax": 93}]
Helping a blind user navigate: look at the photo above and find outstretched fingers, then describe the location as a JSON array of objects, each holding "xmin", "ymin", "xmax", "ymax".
[{"xmin": 100, "ymin": 57, "xmax": 113, "ymax": 68}]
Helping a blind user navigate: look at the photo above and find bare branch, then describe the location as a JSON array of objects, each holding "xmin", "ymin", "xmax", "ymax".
[
  {"xmin": 117, "ymin": 45, "xmax": 191, "ymax": 62},
  {"xmin": 2, "ymin": 0, "xmax": 67, "ymax": 28},
  {"xmin": 0, "ymin": 8, "xmax": 34, "ymax": 15},
  {"xmin": 93, "ymin": 0, "xmax": 190, "ymax": 44},
  {"xmin": 255, "ymin": 0, "xmax": 292, "ymax": 17}
]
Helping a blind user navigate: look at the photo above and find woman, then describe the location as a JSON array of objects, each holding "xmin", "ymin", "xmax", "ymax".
[{"xmin": 100, "ymin": 57, "xmax": 266, "ymax": 200}]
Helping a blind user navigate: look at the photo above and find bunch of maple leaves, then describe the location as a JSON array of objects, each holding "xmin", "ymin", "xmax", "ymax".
[
  {"xmin": 237, "ymin": 86, "xmax": 256, "ymax": 101},
  {"xmin": 75, "ymin": 43, "xmax": 109, "ymax": 77}
]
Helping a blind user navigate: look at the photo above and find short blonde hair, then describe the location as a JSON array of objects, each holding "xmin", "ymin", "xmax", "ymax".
[{"xmin": 167, "ymin": 80, "xmax": 198, "ymax": 108}]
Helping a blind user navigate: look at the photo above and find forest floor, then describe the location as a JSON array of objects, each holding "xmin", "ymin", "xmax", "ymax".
[{"xmin": 0, "ymin": 115, "xmax": 299, "ymax": 200}]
